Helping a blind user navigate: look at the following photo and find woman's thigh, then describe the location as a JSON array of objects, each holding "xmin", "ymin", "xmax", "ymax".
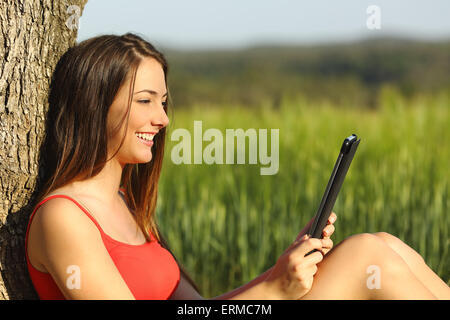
[
  {"xmin": 299, "ymin": 232, "xmax": 433, "ymax": 300},
  {"xmin": 300, "ymin": 233, "xmax": 379, "ymax": 299}
]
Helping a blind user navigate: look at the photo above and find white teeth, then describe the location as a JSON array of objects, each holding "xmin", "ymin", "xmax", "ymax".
[{"xmin": 136, "ymin": 133, "xmax": 154, "ymax": 141}]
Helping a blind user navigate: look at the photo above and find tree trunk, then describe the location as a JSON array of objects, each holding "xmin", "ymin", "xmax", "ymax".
[{"xmin": 0, "ymin": 0, "xmax": 88, "ymax": 300}]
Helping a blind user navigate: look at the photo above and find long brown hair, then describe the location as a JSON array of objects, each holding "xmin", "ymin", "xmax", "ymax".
[{"xmin": 36, "ymin": 33, "xmax": 200, "ymax": 294}]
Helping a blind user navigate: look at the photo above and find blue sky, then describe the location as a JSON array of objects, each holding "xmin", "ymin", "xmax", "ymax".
[{"xmin": 77, "ymin": 0, "xmax": 450, "ymax": 50}]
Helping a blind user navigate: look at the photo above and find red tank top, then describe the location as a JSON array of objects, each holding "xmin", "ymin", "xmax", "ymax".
[{"xmin": 25, "ymin": 194, "xmax": 180, "ymax": 300}]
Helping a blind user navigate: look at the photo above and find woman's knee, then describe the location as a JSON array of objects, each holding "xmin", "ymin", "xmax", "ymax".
[
  {"xmin": 372, "ymin": 232, "xmax": 402, "ymax": 250},
  {"xmin": 334, "ymin": 233, "xmax": 387, "ymax": 263},
  {"xmin": 338, "ymin": 233, "xmax": 409, "ymax": 275},
  {"xmin": 342, "ymin": 232, "xmax": 386, "ymax": 252},
  {"xmin": 372, "ymin": 232, "xmax": 425, "ymax": 264},
  {"xmin": 372, "ymin": 232, "xmax": 400, "ymax": 245}
]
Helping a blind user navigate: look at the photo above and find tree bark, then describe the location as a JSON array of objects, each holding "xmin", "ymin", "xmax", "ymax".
[{"xmin": 0, "ymin": 0, "xmax": 88, "ymax": 300}]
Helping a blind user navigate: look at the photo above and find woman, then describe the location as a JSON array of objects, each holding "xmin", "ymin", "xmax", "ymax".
[{"xmin": 25, "ymin": 33, "xmax": 449, "ymax": 300}]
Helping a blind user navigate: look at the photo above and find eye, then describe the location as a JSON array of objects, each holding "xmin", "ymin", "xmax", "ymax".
[{"xmin": 137, "ymin": 99, "xmax": 167, "ymax": 107}]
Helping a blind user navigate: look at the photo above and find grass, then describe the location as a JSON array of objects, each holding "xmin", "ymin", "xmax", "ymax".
[{"xmin": 156, "ymin": 88, "xmax": 449, "ymax": 298}]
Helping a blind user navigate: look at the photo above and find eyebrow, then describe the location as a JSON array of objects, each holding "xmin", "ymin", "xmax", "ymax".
[{"xmin": 134, "ymin": 89, "xmax": 168, "ymax": 97}]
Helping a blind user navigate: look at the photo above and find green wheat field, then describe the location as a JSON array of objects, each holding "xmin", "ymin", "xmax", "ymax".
[{"xmin": 156, "ymin": 88, "xmax": 449, "ymax": 298}]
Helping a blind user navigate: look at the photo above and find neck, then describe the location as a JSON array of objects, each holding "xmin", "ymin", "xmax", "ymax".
[{"xmin": 70, "ymin": 158, "xmax": 125, "ymax": 205}]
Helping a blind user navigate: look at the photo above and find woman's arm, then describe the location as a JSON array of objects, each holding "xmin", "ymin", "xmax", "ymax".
[
  {"xmin": 170, "ymin": 213, "xmax": 337, "ymax": 300},
  {"xmin": 209, "ymin": 236, "xmax": 326, "ymax": 300},
  {"xmin": 213, "ymin": 213, "xmax": 336, "ymax": 299},
  {"xmin": 210, "ymin": 266, "xmax": 274, "ymax": 300},
  {"xmin": 170, "ymin": 266, "xmax": 274, "ymax": 300},
  {"xmin": 172, "ymin": 236, "xmax": 329, "ymax": 300},
  {"xmin": 30, "ymin": 198, "xmax": 136, "ymax": 299}
]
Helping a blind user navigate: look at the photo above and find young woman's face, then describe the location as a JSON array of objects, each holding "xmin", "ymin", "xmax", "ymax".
[{"xmin": 107, "ymin": 57, "xmax": 169, "ymax": 165}]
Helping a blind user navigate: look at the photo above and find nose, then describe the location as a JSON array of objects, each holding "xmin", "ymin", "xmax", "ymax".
[{"xmin": 151, "ymin": 104, "xmax": 169, "ymax": 129}]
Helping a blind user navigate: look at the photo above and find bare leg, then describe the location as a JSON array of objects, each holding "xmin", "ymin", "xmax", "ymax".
[
  {"xmin": 300, "ymin": 233, "xmax": 436, "ymax": 299},
  {"xmin": 373, "ymin": 232, "xmax": 450, "ymax": 299}
]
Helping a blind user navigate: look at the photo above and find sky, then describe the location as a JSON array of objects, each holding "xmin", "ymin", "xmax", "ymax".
[{"xmin": 76, "ymin": 0, "xmax": 450, "ymax": 50}]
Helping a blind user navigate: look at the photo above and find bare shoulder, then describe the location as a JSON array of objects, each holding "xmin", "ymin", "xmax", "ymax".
[
  {"xmin": 28, "ymin": 196, "xmax": 91, "ymax": 268},
  {"xmin": 32, "ymin": 196, "xmax": 96, "ymax": 238},
  {"xmin": 28, "ymin": 196, "xmax": 135, "ymax": 299},
  {"xmin": 29, "ymin": 196, "xmax": 101, "ymax": 262}
]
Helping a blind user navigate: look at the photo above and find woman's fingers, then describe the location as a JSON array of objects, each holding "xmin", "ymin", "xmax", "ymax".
[
  {"xmin": 295, "ymin": 212, "xmax": 337, "ymax": 242},
  {"xmin": 322, "ymin": 224, "xmax": 335, "ymax": 238},
  {"xmin": 318, "ymin": 238, "xmax": 333, "ymax": 255},
  {"xmin": 296, "ymin": 237, "xmax": 324, "ymax": 257},
  {"xmin": 327, "ymin": 212, "xmax": 337, "ymax": 225},
  {"xmin": 321, "ymin": 238, "xmax": 333, "ymax": 249},
  {"xmin": 303, "ymin": 250, "xmax": 323, "ymax": 265},
  {"xmin": 321, "ymin": 212, "xmax": 337, "ymax": 238},
  {"xmin": 290, "ymin": 235, "xmax": 333, "ymax": 255},
  {"xmin": 267, "ymin": 235, "xmax": 326, "ymax": 299}
]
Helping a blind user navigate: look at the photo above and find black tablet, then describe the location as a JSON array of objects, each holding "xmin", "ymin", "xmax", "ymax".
[{"xmin": 307, "ymin": 134, "xmax": 361, "ymax": 239}]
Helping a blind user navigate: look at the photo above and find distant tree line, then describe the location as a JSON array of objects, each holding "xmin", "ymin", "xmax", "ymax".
[{"xmin": 163, "ymin": 37, "xmax": 450, "ymax": 109}]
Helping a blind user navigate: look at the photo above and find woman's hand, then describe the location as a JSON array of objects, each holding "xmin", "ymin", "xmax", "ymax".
[
  {"xmin": 295, "ymin": 212, "xmax": 337, "ymax": 255},
  {"xmin": 263, "ymin": 235, "xmax": 326, "ymax": 299},
  {"xmin": 262, "ymin": 213, "xmax": 337, "ymax": 299}
]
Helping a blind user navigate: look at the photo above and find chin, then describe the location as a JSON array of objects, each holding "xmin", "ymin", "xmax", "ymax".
[
  {"xmin": 124, "ymin": 152, "xmax": 153, "ymax": 165},
  {"xmin": 135, "ymin": 155, "xmax": 153, "ymax": 164},
  {"xmin": 140, "ymin": 152, "xmax": 154, "ymax": 163}
]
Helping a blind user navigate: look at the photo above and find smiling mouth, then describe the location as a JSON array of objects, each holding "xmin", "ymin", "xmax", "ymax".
[
  {"xmin": 135, "ymin": 132, "xmax": 155, "ymax": 147},
  {"xmin": 135, "ymin": 132, "xmax": 155, "ymax": 141}
]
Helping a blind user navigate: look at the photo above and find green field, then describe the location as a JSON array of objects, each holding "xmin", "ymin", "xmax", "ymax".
[{"xmin": 156, "ymin": 88, "xmax": 449, "ymax": 298}]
